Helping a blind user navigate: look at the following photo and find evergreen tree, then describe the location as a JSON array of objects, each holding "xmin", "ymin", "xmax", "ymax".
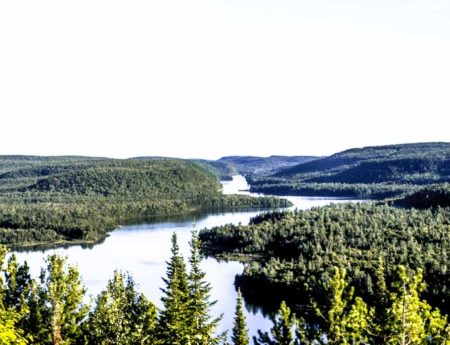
[
  {"xmin": 87, "ymin": 270, "xmax": 157, "ymax": 344},
  {"xmin": 0, "ymin": 245, "xmax": 27, "ymax": 345},
  {"xmin": 187, "ymin": 230, "xmax": 224, "ymax": 345},
  {"xmin": 254, "ymin": 301, "xmax": 296, "ymax": 345},
  {"xmin": 231, "ymin": 289, "xmax": 249, "ymax": 345},
  {"xmin": 156, "ymin": 233, "xmax": 190, "ymax": 345},
  {"xmin": 0, "ymin": 307, "xmax": 27, "ymax": 345},
  {"xmin": 385, "ymin": 266, "xmax": 449, "ymax": 345},
  {"xmin": 38, "ymin": 254, "xmax": 89, "ymax": 345},
  {"xmin": 314, "ymin": 267, "xmax": 373, "ymax": 345}
]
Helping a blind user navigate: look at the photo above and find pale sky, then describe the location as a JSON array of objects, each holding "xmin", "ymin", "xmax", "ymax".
[{"xmin": 1, "ymin": 0, "xmax": 449, "ymax": 159}]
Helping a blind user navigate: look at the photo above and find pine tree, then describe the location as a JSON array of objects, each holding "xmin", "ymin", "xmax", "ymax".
[
  {"xmin": 231, "ymin": 289, "xmax": 249, "ymax": 345},
  {"xmin": 254, "ymin": 301, "xmax": 296, "ymax": 345},
  {"xmin": 187, "ymin": 230, "xmax": 224, "ymax": 345},
  {"xmin": 386, "ymin": 266, "xmax": 449, "ymax": 345},
  {"xmin": 313, "ymin": 267, "xmax": 373, "ymax": 345},
  {"xmin": 38, "ymin": 254, "xmax": 89, "ymax": 345},
  {"xmin": 156, "ymin": 233, "xmax": 190, "ymax": 344},
  {"xmin": 87, "ymin": 270, "xmax": 157, "ymax": 344},
  {"xmin": 0, "ymin": 245, "xmax": 27, "ymax": 345}
]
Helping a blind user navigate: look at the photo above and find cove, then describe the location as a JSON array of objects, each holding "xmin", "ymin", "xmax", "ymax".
[{"xmin": 12, "ymin": 175, "xmax": 361, "ymax": 337}]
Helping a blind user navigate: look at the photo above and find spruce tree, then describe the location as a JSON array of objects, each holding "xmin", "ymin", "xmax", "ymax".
[
  {"xmin": 38, "ymin": 254, "xmax": 89, "ymax": 345},
  {"xmin": 87, "ymin": 270, "xmax": 157, "ymax": 344},
  {"xmin": 0, "ymin": 245, "xmax": 27, "ymax": 344},
  {"xmin": 157, "ymin": 233, "xmax": 190, "ymax": 344},
  {"xmin": 231, "ymin": 289, "xmax": 249, "ymax": 345},
  {"xmin": 385, "ymin": 266, "xmax": 449, "ymax": 345},
  {"xmin": 187, "ymin": 230, "xmax": 223, "ymax": 345},
  {"xmin": 254, "ymin": 301, "xmax": 296, "ymax": 345},
  {"xmin": 313, "ymin": 267, "xmax": 373, "ymax": 345}
]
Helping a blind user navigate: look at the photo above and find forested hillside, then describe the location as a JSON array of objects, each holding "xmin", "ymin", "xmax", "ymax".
[
  {"xmin": 190, "ymin": 159, "xmax": 237, "ymax": 181},
  {"xmin": 0, "ymin": 156, "xmax": 290, "ymax": 247},
  {"xmin": 200, "ymin": 203, "xmax": 450, "ymax": 314},
  {"xmin": 249, "ymin": 142, "xmax": 450, "ymax": 198},
  {"xmin": 217, "ymin": 155, "xmax": 319, "ymax": 176},
  {"xmin": 394, "ymin": 183, "xmax": 450, "ymax": 209}
]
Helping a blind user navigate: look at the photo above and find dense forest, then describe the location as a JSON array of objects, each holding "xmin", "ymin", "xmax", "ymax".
[
  {"xmin": 394, "ymin": 184, "xmax": 450, "ymax": 209},
  {"xmin": 248, "ymin": 143, "xmax": 450, "ymax": 199},
  {"xmin": 199, "ymin": 203, "xmax": 450, "ymax": 315},
  {"xmin": 2, "ymin": 234, "xmax": 449, "ymax": 345},
  {"xmin": 0, "ymin": 156, "xmax": 290, "ymax": 247},
  {"xmin": 217, "ymin": 156, "xmax": 319, "ymax": 176}
]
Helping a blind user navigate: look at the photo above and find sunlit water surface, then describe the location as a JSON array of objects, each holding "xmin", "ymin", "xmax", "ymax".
[{"xmin": 12, "ymin": 175, "xmax": 362, "ymax": 338}]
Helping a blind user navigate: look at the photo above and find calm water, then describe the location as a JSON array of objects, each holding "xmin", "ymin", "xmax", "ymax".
[{"xmin": 12, "ymin": 175, "xmax": 361, "ymax": 338}]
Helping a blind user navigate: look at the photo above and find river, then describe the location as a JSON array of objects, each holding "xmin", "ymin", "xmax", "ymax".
[{"xmin": 12, "ymin": 175, "xmax": 361, "ymax": 338}]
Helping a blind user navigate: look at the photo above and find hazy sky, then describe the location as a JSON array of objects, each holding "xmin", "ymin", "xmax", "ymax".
[{"xmin": 1, "ymin": 0, "xmax": 449, "ymax": 159}]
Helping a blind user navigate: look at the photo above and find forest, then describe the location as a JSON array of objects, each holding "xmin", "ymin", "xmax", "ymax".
[
  {"xmin": 0, "ymin": 156, "xmax": 290, "ymax": 247},
  {"xmin": 199, "ymin": 203, "xmax": 450, "ymax": 315},
  {"xmin": 1, "ymin": 233, "xmax": 449, "ymax": 345},
  {"xmin": 247, "ymin": 143, "xmax": 450, "ymax": 199}
]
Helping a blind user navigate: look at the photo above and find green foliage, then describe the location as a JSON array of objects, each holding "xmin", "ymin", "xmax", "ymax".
[
  {"xmin": 191, "ymin": 159, "xmax": 238, "ymax": 181},
  {"xmin": 248, "ymin": 178, "xmax": 418, "ymax": 199},
  {"xmin": 254, "ymin": 301, "xmax": 297, "ymax": 345},
  {"xmin": 395, "ymin": 183, "xmax": 450, "ymax": 209},
  {"xmin": 0, "ymin": 245, "xmax": 28, "ymax": 345},
  {"xmin": 200, "ymin": 203, "xmax": 450, "ymax": 313},
  {"xmin": 231, "ymin": 290, "xmax": 249, "ymax": 345},
  {"xmin": 0, "ymin": 308, "xmax": 27, "ymax": 345},
  {"xmin": 217, "ymin": 156, "xmax": 318, "ymax": 176},
  {"xmin": 385, "ymin": 266, "xmax": 449, "ymax": 345},
  {"xmin": 2, "ymin": 236, "xmax": 450, "ymax": 345},
  {"xmin": 87, "ymin": 270, "xmax": 157, "ymax": 345},
  {"xmin": 36, "ymin": 255, "xmax": 89, "ymax": 345},
  {"xmin": 249, "ymin": 143, "xmax": 450, "ymax": 198},
  {"xmin": 313, "ymin": 268, "xmax": 373, "ymax": 345},
  {"xmin": 0, "ymin": 157, "xmax": 290, "ymax": 247},
  {"xmin": 156, "ymin": 233, "xmax": 191, "ymax": 344},
  {"xmin": 187, "ymin": 230, "xmax": 224, "ymax": 345}
]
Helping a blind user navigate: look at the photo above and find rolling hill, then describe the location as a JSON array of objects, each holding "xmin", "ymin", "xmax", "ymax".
[
  {"xmin": 0, "ymin": 156, "xmax": 290, "ymax": 247},
  {"xmin": 217, "ymin": 155, "xmax": 319, "ymax": 176},
  {"xmin": 249, "ymin": 143, "xmax": 450, "ymax": 198}
]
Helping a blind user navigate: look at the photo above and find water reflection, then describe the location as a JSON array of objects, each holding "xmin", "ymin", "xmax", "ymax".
[{"xmin": 11, "ymin": 175, "xmax": 362, "ymax": 338}]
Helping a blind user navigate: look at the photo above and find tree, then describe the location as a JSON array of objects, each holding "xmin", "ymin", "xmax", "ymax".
[
  {"xmin": 0, "ymin": 307, "xmax": 27, "ymax": 345},
  {"xmin": 0, "ymin": 245, "xmax": 27, "ymax": 344},
  {"xmin": 314, "ymin": 267, "xmax": 373, "ymax": 345},
  {"xmin": 231, "ymin": 289, "xmax": 249, "ymax": 345},
  {"xmin": 254, "ymin": 301, "xmax": 296, "ymax": 345},
  {"xmin": 186, "ymin": 230, "xmax": 224, "ymax": 345},
  {"xmin": 87, "ymin": 270, "xmax": 157, "ymax": 344},
  {"xmin": 156, "ymin": 233, "xmax": 190, "ymax": 344},
  {"xmin": 385, "ymin": 266, "xmax": 449, "ymax": 345},
  {"xmin": 37, "ymin": 254, "xmax": 89, "ymax": 345}
]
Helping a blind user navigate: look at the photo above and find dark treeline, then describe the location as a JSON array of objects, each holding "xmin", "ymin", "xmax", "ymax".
[
  {"xmin": 2, "ymin": 234, "xmax": 449, "ymax": 344},
  {"xmin": 0, "ymin": 157, "xmax": 291, "ymax": 247},
  {"xmin": 216, "ymin": 156, "xmax": 319, "ymax": 176},
  {"xmin": 395, "ymin": 183, "xmax": 450, "ymax": 209},
  {"xmin": 247, "ymin": 143, "xmax": 450, "ymax": 199},
  {"xmin": 199, "ymin": 203, "xmax": 450, "ymax": 315},
  {"xmin": 247, "ymin": 176, "xmax": 419, "ymax": 199}
]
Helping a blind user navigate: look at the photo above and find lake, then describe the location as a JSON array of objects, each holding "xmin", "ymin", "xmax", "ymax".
[{"xmin": 12, "ymin": 175, "xmax": 361, "ymax": 338}]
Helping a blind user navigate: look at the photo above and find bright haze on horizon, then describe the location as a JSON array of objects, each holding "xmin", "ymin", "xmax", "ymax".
[{"xmin": 1, "ymin": 0, "xmax": 449, "ymax": 160}]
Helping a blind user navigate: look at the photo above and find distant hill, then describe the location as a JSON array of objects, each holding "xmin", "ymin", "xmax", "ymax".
[
  {"xmin": 24, "ymin": 160, "xmax": 221, "ymax": 198},
  {"xmin": 190, "ymin": 159, "xmax": 237, "ymax": 181},
  {"xmin": 248, "ymin": 143, "xmax": 450, "ymax": 199},
  {"xmin": 276, "ymin": 142, "xmax": 450, "ymax": 185},
  {"xmin": 0, "ymin": 157, "xmax": 291, "ymax": 247},
  {"xmin": 217, "ymin": 155, "xmax": 319, "ymax": 176}
]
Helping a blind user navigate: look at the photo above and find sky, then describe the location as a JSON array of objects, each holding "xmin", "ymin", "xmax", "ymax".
[{"xmin": 1, "ymin": 0, "xmax": 449, "ymax": 159}]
